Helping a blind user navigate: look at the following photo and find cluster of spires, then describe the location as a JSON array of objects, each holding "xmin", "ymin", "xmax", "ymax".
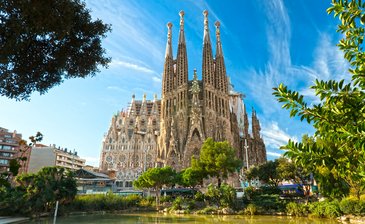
[
  {"xmin": 162, "ymin": 10, "xmax": 230, "ymax": 119},
  {"xmin": 163, "ymin": 10, "xmax": 227, "ymax": 92}
]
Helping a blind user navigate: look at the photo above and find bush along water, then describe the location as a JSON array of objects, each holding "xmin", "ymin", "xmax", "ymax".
[{"xmin": 63, "ymin": 193, "xmax": 153, "ymax": 213}]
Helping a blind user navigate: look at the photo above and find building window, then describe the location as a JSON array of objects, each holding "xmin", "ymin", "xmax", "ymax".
[
  {"xmin": 0, "ymin": 159, "xmax": 9, "ymax": 165},
  {"xmin": 0, "ymin": 152, "xmax": 11, "ymax": 157},
  {"xmin": 116, "ymin": 181, "xmax": 124, "ymax": 187},
  {"xmin": 125, "ymin": 181, "xmax": 133, "ymax": 188},
  {"xmin": 1, "ymin": 145, "xmax": 12, "ymax": 150}
]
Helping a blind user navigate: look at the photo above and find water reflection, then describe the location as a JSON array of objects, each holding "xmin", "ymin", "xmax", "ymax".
[{"xmin": 31, "ymin": 213, "xmax": 339, "ymax": 224}]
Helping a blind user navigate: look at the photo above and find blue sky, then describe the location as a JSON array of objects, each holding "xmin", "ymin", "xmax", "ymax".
[{"xmin": 0, "ymin": 0, "xmax": 349, "ymax": 167}]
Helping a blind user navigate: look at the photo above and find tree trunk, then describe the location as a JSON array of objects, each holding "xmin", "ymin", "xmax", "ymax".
[{"xmin": 218, "ymin": 177, "xmax": 221, "ymax": 188}]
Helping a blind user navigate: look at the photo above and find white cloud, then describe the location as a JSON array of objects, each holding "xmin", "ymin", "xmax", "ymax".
[
  {"xmin": 266, "ymin": 151, "xmax": 283, "ymax": 158},
  {"xmin": 85, "ymin": 0, "xmax": 164, "ymax": 70},
  {"xmin": 264, "ymin": 0, "xmax": 291, "ymax": 70},
  {"xmin": 110, "ymin": 59, "xmax": 157, "ymax": 74},
  {"xmin": 152, "ymin": 76, "xmax": 162, "ymax": 83},
  {"xmin": 313, "ymin": 33, "xmax": 350, "ymax": 82},
  {"xmin": 261, "ymin": 121, "xmax": 297, "ymax": 148}
]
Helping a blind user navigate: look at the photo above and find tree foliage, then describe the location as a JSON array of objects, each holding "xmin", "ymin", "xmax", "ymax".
[
  {"xmin": 0, "ymin": 0, "xmax": 111, "ymax": 100},
  {"xmin": 193, "ymin": 138, "xmax": 242, "ymax": 187},
  {"xmin": 273, "ymin": 0, "xmax": 365, "ymax": 197},
  {"xmin": 179, "ymin": 166, "xmax": 205, "ymax": 188},
  {"xmin": 133, "ymin": 166, "xmax": 176, "ymax": 206},
  {"xmin": 276, "ymin": 157, "xmax": 310, "ymax": 185},
  {"xmin": 0, "ymin": 166, "xmax": 76, "ymax": 216}
]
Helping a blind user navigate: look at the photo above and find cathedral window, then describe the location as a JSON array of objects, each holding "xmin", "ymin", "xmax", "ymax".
[
  {"xmin": 106, "ymin": 156, "xmax": 113, "ymax": 163},
  {"xmin": 129, "ymin": 119, "xmax": 134, "ymax": 126},
  {"xmin": 116, "ymin": 181, "xmax": 123, "ymax": 187}
]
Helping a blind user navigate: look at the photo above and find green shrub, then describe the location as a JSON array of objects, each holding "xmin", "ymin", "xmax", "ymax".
[
  {"xmin": 206, "ymin": 184, "xmax": 220, "ymax": 205},
  {"xmin": 68, "ymin": 194, "xmax": 142, "ymax": 211},
  {"xmin": 309, "ymin": 200, "xmax": 341, "ymax": 218},
  {"xmin": 185, "ymin": 199, "xmax": 196, "ymax": 210},
  {"xmin": 244, "ymin": 186, "xmax": 255, "ymax": 199},
  {"xmin": 340, "ymin": 197, "xmax": 364, "ymax": 215},
  {"xmin": 244, "ymin": 204, "xmax": 257, "ymax": 215},
  {"xmin": 286, "ymin": 202, "xmax": 307, "ymax": 216},
  {"xmin": 219, "ymin": 184, "xmax": 236, "ymax": 208},
  {"xmin": 360, "ymin": 194, "xmax": 365, "ymax": 201},
  {"xmin": 139, "ymin": 197, "xmax": 155, "ymax": 207},
  {"xmin": 160, "ymin": 195, "xmax": 172, "ymax": 203},
  {"xmin": 196, "ymin": 206, "xmax": 218, "ymax": 214},
  {"xmin": 171, "ymin": 196, "xmax": 183, "ymax": 210},
  {"xmin": 205, "ymin": 184, "xmax": 237, "ymax": 208},
  {"xmin": 252, "ymin": 194, "xmax": 287, "ymax": 212},
  {"xmin": 194, "ymin": 191, "xmax": 205, "ymax": 202}
]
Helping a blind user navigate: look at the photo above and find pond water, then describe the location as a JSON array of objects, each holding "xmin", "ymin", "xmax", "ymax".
[{"xmin": 30, "ymin": 213, "xmax": 339, "ymax": 224}]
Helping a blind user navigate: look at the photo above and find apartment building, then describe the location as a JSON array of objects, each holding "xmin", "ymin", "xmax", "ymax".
[
  {"xmin": 28, "ymin": 144, "xmax": 85, "ymax": 173},
  {"xmin": 0, "ymin": 127, "xmax": 30, "ymax": 173}
]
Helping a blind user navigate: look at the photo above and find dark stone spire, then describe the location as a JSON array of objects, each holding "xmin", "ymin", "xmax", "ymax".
[
  {"xmin": 162, "ymin": 22, "xmax": 174, "ymax": 95},
  {"xmin": 214, "ymin": 21, "xmax": 228, "ymax": 93},
  {"xmin": 176, "ymin": 10, "xmax": 188, "ymax": 87},
  {"xmin": 202, "ymin": 10, "xmax": 215, "ymax": 87}
]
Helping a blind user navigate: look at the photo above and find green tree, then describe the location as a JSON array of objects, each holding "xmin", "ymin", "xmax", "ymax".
[
  {"xmin": 194, "ymin": 138, "xmax": 242, "ymax": 187},
  {"xmin": 245, "ymin": 160, "xmax": 281, "ymax": 186},
  {"xmin": 0, "ymin": 0, "xmax": 111, "ymax": 100},
  {"xmin": 273, "ymin": 0, "xmax": 365, "ymax": 198},
  {"xmin": 276, "ymin": 157, "xmax": 310, "ymax": 185},
  {"xmin": 1, "ymin": 166, "xmax": 76, "ymax": 216},
  {"xmin": 205, "ymin": 184, "xmax": 237, "ymax": 208},
  {"xmin": 16, "ymin": 167, "xmax": 77, "ymax": 215},
  {"xmin": 301, "ymin": 135, "xmax": 350, "ymax": 198},
  {"xmin": 179, "ymin": 166, "xmax": 205, "ymax": 188},
  {"xmin": 133, "ymin": 166, "xmax": 176, "ymax": 206}
]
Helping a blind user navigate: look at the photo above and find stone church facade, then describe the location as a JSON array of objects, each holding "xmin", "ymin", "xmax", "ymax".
[
  {"xmin": 99, "ymin": 94, "xmax": 161, "ymax": 190},
  {"xmin": 99, "ymin": 11, "xmax": 266, "ymax": 189}
]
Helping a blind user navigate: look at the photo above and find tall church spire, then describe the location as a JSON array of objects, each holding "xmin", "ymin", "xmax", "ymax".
[
  {"xmin": 202, "ymin": 10, "xmax": 214, "ymax": 87},
  {"xmin": 176, "ymin": 11, "xmax": 188, "ymax": 87},
  {"xmin": 162, "ymin": 22, "xmax": 174, "ymax": 95},
  {"xmin": 214, "ymin": 21, "xmax": 228, "ymax": 93},
  {"xmin": 203, "ymin": 10, "xmax": 211, "ymax": 45},
  {"xmin": 243, "ymin": 103, "xmax": 249, "ymax": 138},
  {"xmin": 178, "ymin": 10, "xmax": 185, "ymax": 44},
  {"xmin": 252, "ymin": 108, "xmax": 261, "ymax": 139},
  {"xmin": 165, "ymin": 22, "xmax": 173, "ymax": 58},
  {"xmin": 215, "ymin": 21, "xmax": 223, "ymax": 57}
]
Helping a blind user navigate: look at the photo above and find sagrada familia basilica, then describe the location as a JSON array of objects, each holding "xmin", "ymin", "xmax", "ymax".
[{"xmin": 99, "ymin": 11, "xmax": 266, "ymax": 190}]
